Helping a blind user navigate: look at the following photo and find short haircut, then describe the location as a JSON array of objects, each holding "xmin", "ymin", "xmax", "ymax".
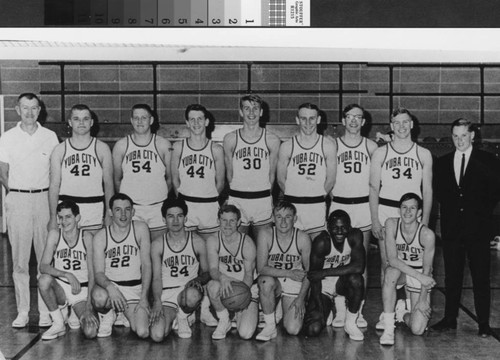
[
  {"xmin": 399, "ymin": 192, "xmax": 423, "ymax": 210},
  {"xmin": 297, "ymin": 103, "xmax": 320, "ymax": 116},
  {"xmin": 109, "ymin": 193, "xmax": 134, "ymax": 209},
  {"xmin": 342, "ymin": 104, "xmax": 365, "ymax": 118},
  {"xmin": 218, "ymin": 204, "xmax": 241, "ymax": 221},
  {"xmin": 391, "ymin": 107, "xmax": 413, "ymax": 122},
  {"xmin": 273, "ymin": 201, "xmax": 297, "ymax": 216},
  {"xmin": 131, "ymin": 104, "xmax": 153, "ymax": 117},
  {"xmin": 56, "ymin": 200, "xmax": 80, "ymax": 216},
  {"xmin": 327, "ymin": 209, "xmax": 352, "ymax": 231},
  {"xmin": 239, "ymin": 94, "xmax": 263, "ymax": 109},
  {"xmin": 17, "ymin": 93, "xmax": 41, "ymax": 105},
  {"xmin": 451, "ymin": 118, "xmax": 475, "ymax": 133},
  {"xmin": 161, "ymin": 197, "xmax": 188, "ymax": 218},
  {"xmin": 185, "ymin": 104, "xmax": 209, "ymax": 120},
  {"xmin": 70, "ymin": 104, "xmax": 92, "ymax": 117}
]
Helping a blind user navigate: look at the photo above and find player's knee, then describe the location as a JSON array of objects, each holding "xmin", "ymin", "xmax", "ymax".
[
  {"xmin": 206, "ymin": 280, "xmax": 221, "ymax": 299},
  {"xmin": 150, "ymin": 328, "xmax": 165, "ymax": 343},
  {"xmin": 134, "ymin": 323, "xmax": 150, "ymax": 339},
  {"xmin": 91, "ymin": 286, "xmax": 108, "ymax": 311},
  {"xmin": 38, "ymin": 274, "xmax": 53, "ymax": 291},
  {"xmin": 82, "ymin": 323, "xmax": 98, "ymax": 339},
  {"xmin": 382, "ymin": 267, "xmax": 399, "ymax": 288},
  {"xmin": 409, "ymin": 312, "xmax": 427, "ymax": 336},
  {"xmin": 303, "ymin": 320, "xmax": 323, "ymax": 337},
  {"xmin": 284, "ymin": 320, "xmax": 302, "ymax": 336},
  {"xmin": 347, "ymin": 273, "xmax": 364, "ymax": 290},
  {"xmin": 257, "ymin": 276, "xmax": 276, "ymax": 295},
  {"xmin": 238, "ymin": 325, "xmax": 256, "ymax": 340}
]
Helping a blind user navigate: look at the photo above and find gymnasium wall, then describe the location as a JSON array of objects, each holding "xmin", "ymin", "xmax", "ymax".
[{"xmin": 3, "ymin": 60, "xmax": 500, "ymax": 141}]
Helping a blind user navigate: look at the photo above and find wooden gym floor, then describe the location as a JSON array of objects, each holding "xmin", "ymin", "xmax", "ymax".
[{"xmin": 0, "ymin": 233, "xmax": 499, "ymax": 360}]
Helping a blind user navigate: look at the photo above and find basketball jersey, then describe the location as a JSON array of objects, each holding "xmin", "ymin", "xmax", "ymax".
[
  {"xmin": 267, "ymin": 228, "xmax": 302, "ymax": 272},
  {"xmin": 177, "ymin": 139, "xmax": 218, "ymax": 198},
  {"xmin": 161, "ymin": 231, "xmax": 199, "ymax": 289},
  {"xmin": 285, "ymin": 135, "xmax": 327, "ymax": 197},
  {"xmin": 104, "ymin": 222, "xmax": 142, "ymax": 284},
  {"xmin": 395, "ymin": 219, "xmax": 424, "ymax": 269},
  {"xmin": 120, "ymin": 134, "xmax": 168, "ymax": 205},
  {"xmin": 332, "ymin": 137, "xmax": 371, "ymax": 198},
  {"xmin": 52, "ymin": 229, "xmax": 88, "ymax": 285},
  {"xmin": 230, "ymin": 129, "xmax": 271, "ymax": 192},
  {"xmin": 321, "ymin": 236, "xmax": 352, "ymax": 290},
  {"xmin": 218, "ymin": 232, "xmax": 250, "ymax": 282},
  {"xmin": 379, "ymin": 143, "xmax": 423, "ymax": 202},
  {"xmin": 60, "ymin": 138, "xmax": 103, "ymax": 197}
]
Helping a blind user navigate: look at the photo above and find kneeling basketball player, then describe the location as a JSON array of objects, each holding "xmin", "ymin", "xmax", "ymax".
[
  {"xmin": 256, "ymin": 201, "xmax": 311, "ymax": 341},
  {"xmin": 206, "ymin": 205, "xmax": 258, "ymax": 340},
  {"xmin": 303, "ymin": 210, "xmax": 366, "ymax": 341},
  {"xmin": 149, "ymin": 198, "xmax": 210, "ymax": 341},
  {"xmin": 91, "ymin": 193, "xmax": 151, "ymax": 339},
  {"xmin": 379, "ymin": 193, "xmax": 436, "ymax": 346}
]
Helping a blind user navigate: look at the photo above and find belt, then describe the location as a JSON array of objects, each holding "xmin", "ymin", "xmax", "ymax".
[
  {"xmin": 178, "ymin": 193, "xmax": 218, "ymax": 203},
  {"xmin": 379, "ymin": 198, "xmax": 400, "ymax": 208},
  {"xmin": 332, "ymin": 196, "xmax": 369, "ymax": 205},
  {"xmin": 10, "ymin": 188, "xmax": 48, "ymax": 193},
  {"xmin": 229, "ymin": 189, "xmax": 271, "ymax": 199},
  {"xmin": 59, "ymin": 195, "xmax": 105, "ymax": 204},
  {"xmin": 284, "ymin": 195, "xmax": 326, "ymax": 204}
]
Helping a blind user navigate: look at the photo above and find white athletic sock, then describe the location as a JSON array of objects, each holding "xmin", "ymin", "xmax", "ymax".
[{"xmin": 263, "ymin": 312, "xmax": 276, "ymax": 326}]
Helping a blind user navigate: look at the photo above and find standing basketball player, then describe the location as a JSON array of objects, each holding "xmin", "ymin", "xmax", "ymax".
[
  {"xmin": 112, "ymin": 104, "xmax": 171, "ymax": 236},
  {"xmin": 171, "ymin": 104, "xmax": 224, "ymax": 236},
  {"xmin": 278, "ymin": 103, "xmax": 336, "ymax": 237},
  {"xmin": 329, "ymin": 104, "xmax": 377, "ymax": 328},
  {"xmin": 206, "ymin": 205, "xmax": 259, "ymax": 340},
  {"xmin": 38, "ymin": 200, "xmax": 98, "ymax": 340},
  {"xmin": 48, "ymin": 104, "xmax": 114, "ymax": 232},
  {"xmin": 223, "ymin": 94, "xmax": 280, "ymax": 239},
  {"xmin": 303, "ymin": 210, "xmax": 365, "ymax": 341},
  {"xmin": 380, "ymin": 193, "xmax": 436, "ymax": 345},
  {"xmin": 91, "ymin": 193, "xmax": 151, "ymax": 339},
  {"xmin": 256, "ymin": 201, "xmax": 311, "ymax": 341},
  {"xmin": 149, "ymin": 198, "xmax": 210, "ymax": 341},
  {"xmin": 0, "ymin": 93, "xmax": 59, "ymax": 328}
]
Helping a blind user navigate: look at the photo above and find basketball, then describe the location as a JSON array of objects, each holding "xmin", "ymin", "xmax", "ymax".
[{"xmin": 221, "ymin": 281, "xmax": 251, "ymax": 312}]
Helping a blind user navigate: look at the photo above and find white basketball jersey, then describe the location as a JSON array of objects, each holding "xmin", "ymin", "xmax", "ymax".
[
  {"xmin": 332, "ymin": 137, "xmax": 371, "ymax": 198},
  {"xmin": 230, "ymin": 129, "xmax": 271, "ymax": 192},
  {"xmin": 395, "ymin": 219, "xmax": 424, "ymax": 269},
  {"xmin": 53, "ymin": 230, "xmax": 88, "ymax": 285},
  {"xmin": 161, "ymin": 232, "xmax": 199, "ymax": 289},
  {"xmin": 321, "ymin": 237, "xmax": 352, "ymax": 291},
  {"xmin": 285, "ymin": 135, "xmax": 327, "ymax": 197},
  {"xmin": 379, "ymin": 143, "xmax": 423, "ymax": 202},
  {"xmin": 267, "ymin": 228, "xmax": 303, "ymax": 272},
  {"xmin": 60, "ymin": 138, "xmax": 103, "ymax": 197},
  {"xmin": 177, "ymin": 139, "xmax": 218, "ymax": 198},
  {"xmin": 218, "ymin": 232, "xmax": 249, "ymax": 282},
  {"xmin": 120, "ymin": 134, "xmax": 168, "ymax": 205},
  {"xmin": 104, "ymin": 222, "xmax": 142, "ymax": 284}
]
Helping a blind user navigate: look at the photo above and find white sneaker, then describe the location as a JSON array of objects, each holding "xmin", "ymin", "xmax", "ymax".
[
  {"xmin": 256, "ymin": 324, "xmax": 277, "ymax": 341},
  {"xmin": 212, "ymin": 318, "xmax": 232, "ymax": 340},
  {"xmin": 356, "ymin": 313, "xmax": 368, "ymax": 328},
  {"xmin": 380, "ymin": 330, "xmax": 395, "ymax": 345},
  {"xmin": 177, "ymin": 317, "xmax": 192, "ymax": 339},
  {"xmin": 375, "ymin": 313, "xmax": 385, "ymax": 330},
  {"xmin": 326, "ymin": 311, "xmax": 333, "ymax": 326},
  {"xmin": 12, "ymin": 312, "xmax": 29, "ymax": 328},
  {"xmin": 97, "ymin": 310, "xmax": 116, "ymax": 338},
  {"xmin": 42, "ymin": 322, "xmax": 66, "ymax": 340},
  {"xmin": 39, "ymin": 312, "xmax": 52, "ymax": 327},
  {"xmin": 345, "ymin": 311, "xmax": 364, "ymax": 341},
  {"xmin": 395, "ymin": 299, "xmax": 409, "ymax": 323},
  {"xmin": 68, "ymin": 308, "xmax": 80, "ymax": 330},
  {"xmin": 200, "ymin": 308, "xmax": 218, "ymax": 327},
  {"xmin": 114, "ymin": 312, "xmax": 130, "ymax": 327}
]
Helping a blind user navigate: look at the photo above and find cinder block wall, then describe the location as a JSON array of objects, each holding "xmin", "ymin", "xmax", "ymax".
[{"xmin": 3, "ymin": 61, "xmax": 500, "ymax": 140}]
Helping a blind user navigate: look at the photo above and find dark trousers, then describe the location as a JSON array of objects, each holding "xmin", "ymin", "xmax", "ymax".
[{"xmin": 442, "ymin": 238, "xmax": 491, "ymax": 326}]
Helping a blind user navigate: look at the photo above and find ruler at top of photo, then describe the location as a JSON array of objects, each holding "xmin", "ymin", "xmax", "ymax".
[{"xmin": 43, "ymin": 0, "xmax": 310, "ymax": 27}]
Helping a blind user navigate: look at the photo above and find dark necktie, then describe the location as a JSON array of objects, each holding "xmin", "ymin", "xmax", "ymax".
[{"xmin": 459, "ymin": 153, "xmax": 465, "ymax": 186}]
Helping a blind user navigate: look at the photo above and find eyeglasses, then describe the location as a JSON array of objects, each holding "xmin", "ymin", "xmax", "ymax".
[{"xmin": 345, "ymin": 114, "xmax": 363, "ymax": 120}]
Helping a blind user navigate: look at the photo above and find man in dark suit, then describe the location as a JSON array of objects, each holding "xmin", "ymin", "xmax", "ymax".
[{"xmin": 433, "ymin": 118, "xmax": 500, "ymax": 337}]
